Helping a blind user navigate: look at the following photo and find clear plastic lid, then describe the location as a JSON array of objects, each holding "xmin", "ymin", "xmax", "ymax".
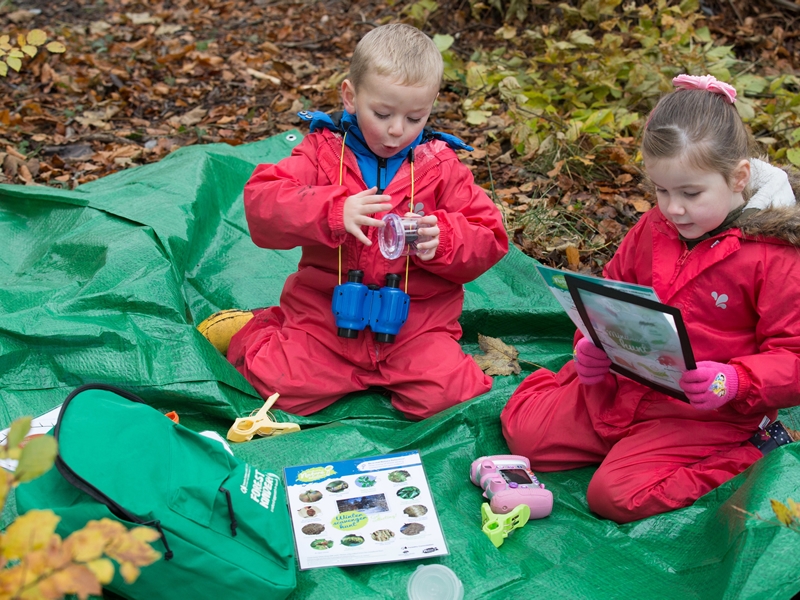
[
  {"xmin": 406, "ymin": 565, "xmax": 464, "ymax": 600},
  {"xmin": 379, "ymin": 213, "xmax": 407, "ymax": 260}
]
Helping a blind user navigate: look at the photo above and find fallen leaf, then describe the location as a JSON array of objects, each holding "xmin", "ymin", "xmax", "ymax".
[
  {"xmin": 473, "ymin": 334, "xmax": 521, "ymax": 376},
  {"xmin": 547, "ymin": 159, "xmax": 564, "ymax": 178},
  {"xmin": 565, "ymin": 245, "xmax": 580, "ymax": 268},
  {"xmin": 771, "ymin": 499, "xmax": 796, "ymax": 526},
  {"xmin": 177, "ymin": 106, "xmax": 207, "ymax": 126},
  {"xmin": 245, "ymin": 68, "xmax": 281, "ymax": 85},
  {"xmin": 154, "ymin": 24, "xmax": 183, "ymax": 36}
]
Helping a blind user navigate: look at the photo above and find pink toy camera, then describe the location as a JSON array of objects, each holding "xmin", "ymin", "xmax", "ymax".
[{"xmin": 470, "ymin": 454, "xmax": 553, "ymax": 518}]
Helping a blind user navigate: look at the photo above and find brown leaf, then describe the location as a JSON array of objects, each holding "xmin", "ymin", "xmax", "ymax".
[
  {"xmin": 547, "ymin": 159, "xmax": 564, "ymax": 178},
  {"xmin": 3, "ymin": 154, "xmax": 21, "ymax": 178},
  {"xmin": 18, "ymin": 163, "xmax": 32, "ymax": 183},
  {"xmin": 176, "ymin": 106, "xmax": 207, "ymax": 127},
  {"xmin": 473, "ymin": 334, "xmax": 521, "ymax": 376},
  {"xmin": 614, "ymin": 173, "xmax": 633, "ymax": 185},
  {"xmin": 597, "ymin": 218, "xmax": 624, "ymax": 239},
  {"xmin": 565, "ymin": 245, "xmax": 580, "ymax": 268}
]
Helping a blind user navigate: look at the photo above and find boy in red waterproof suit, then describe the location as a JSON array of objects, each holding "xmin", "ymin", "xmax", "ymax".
[
  {"xmin": 226, "ymin": 24, "xmax": 508, "ymax": 420},
  {"xmin": 501, "ymin": 75, "xmax": 800, "ymax": 523}
]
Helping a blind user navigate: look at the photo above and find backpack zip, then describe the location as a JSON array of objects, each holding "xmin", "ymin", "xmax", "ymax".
[{"xmin": 53, "ymin": 383, "xmax": 175, "ymax": 560}]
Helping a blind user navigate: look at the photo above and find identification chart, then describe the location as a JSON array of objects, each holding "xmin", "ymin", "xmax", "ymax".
[{"xmin": 284, "ymin": 450, "xmax": 448, "ymax": 569}]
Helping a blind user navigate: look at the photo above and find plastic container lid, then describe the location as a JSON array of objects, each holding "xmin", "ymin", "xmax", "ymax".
[
  {"xmin": 407, "ymin": 565, "xmax": 464, "ymax": 600},
  {"xmin": 379, "ymin": 213, "xmax": 406, "ymax": 260}
]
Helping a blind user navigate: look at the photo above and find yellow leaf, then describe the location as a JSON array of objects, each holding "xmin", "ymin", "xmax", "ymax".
[
  {"xmin": 6, "ymin": 417, "xmax": 32, "ymax": 450},
  {"xmin": 16, "ymin": 34, "xmax": 26, "ymax": 48},
  {"xmin": 85, "ymin": 517, "xmax": 126, "ymax": 537},
  {"xmin": 0, "ymin": 35, "xmax": 9, "ymax": 45},
  {"xmin": 26, "ymin": 28, "xmax": 47, "ymax": 46},
  {"xmin": 22, "ymin": 45, "xmax": 37, "ymax": 58},
  {"xmin": 770, "ymin": 498, "xmax": 795, "ymax": 526},
  {"xmin": 6, "ymin": 57, "xmax": 21, "ymax": 72},
  {"xmin": 119, "ymin": 561, "xmax": 141, "ymax": 584},
  {"xmin": 86, "ymin": 558, "xmax": 115, "ymax": 584},
  {"xmin": 0, "ymin": 61, "xmax": 7, "ymax": 77},
  {"xmin": 8, "ymin": 49, "xmax": 24, "ymax": 58},
  {"xmin": 2, "ymin": 510, "xmax": 60, "ymax": 558},
  {"xmin": 46, "ymin": 41, "xmax": 66, "ymax": 53},
  {"xmin": 65, "ymin": 526, "xmax": 108, "ymax": 562},
  {"xmin": 106, "ymin": 530, "xmax": 161, "ymax": 567},
  {"xmin": 130, "ymin": 526, "xmax": 161, "ymax": 543},
  {"xmin": 787, "ymin": 498, "xmax": 800, "ymax": 519},
  {"xmin": 14, "ymin": 435, "xmax": 57, "ymax": 483},
  {"xmin": 0, "ymin": 471, "xmax": 9, "ymax": 508}
]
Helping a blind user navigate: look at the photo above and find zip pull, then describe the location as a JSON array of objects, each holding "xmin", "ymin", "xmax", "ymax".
[
  {"xmin": 146, "ymin": 519, "xmax": 174, "ymax": 560},
  {"xmin": 376, "ymin": 156, "xmax": 387, "ymax": 194},
  {"xmin": 219, "ymin": 486, "xmax": 238, "ymax": 537}
]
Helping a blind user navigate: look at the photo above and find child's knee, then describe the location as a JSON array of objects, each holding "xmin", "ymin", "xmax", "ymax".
[
  {"xmin": 586, "ymin": 470, "xmax": 670, "ymax": 524},
  {"xmin": 500, "ymin": 369, "xmax": 559, "ymax": 454},
  {"xmin": 586, "ymin": 474, "xmax": 634, "ymax": 523}
]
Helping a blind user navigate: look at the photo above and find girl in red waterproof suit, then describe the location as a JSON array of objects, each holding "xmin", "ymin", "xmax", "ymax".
[
  {"xmin": 502, "ymin": 75, "xmax": 800, "ymax": 523},
  {"xmin": 227, "ymin": 24, "xmax": 508, "ymax": 420}
]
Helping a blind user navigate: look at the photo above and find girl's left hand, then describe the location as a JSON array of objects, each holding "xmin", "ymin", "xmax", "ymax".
[{"xmin": 410, "ymin": 213, "xmax": 439, "ymax": 261}]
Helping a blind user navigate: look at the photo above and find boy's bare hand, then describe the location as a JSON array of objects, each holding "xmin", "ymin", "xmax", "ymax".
[
  {"xmin": 343, "ymin": 187, "xmax": 392, "ymax": 245},
  {"xmin": 411, "ymin": 213, "xmax": 439, "ymax": 261}
]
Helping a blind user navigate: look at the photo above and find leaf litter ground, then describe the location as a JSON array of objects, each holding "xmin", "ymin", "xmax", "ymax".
[{"xmin": 1, "ymin": 0, "xmax": 799, "ymax": 275}]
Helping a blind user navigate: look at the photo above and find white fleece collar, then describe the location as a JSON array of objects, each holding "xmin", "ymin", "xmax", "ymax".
[{"xmin": 746, "ymin": 158, "xmax": 796, "ymax": 209}]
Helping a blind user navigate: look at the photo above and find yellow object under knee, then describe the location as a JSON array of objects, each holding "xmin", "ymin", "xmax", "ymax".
[{"xmin": 197, "ymin": 309, "xmax": 254, "ymax": 355}]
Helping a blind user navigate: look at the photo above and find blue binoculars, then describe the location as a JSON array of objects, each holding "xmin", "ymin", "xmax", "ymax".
[{"xmin": 332, "ymin": 270, "xmax": 410, "ymax": 343}]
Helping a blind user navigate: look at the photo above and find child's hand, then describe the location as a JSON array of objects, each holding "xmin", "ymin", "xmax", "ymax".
[
  {"xmin": 573, "ymin": 338, "xmax": 611, "ymax": 385},
  {"xmin": 411, "ymin": 213, "xmax": 439, "ymax": 261},
  {"xmin": 343, "ymin": 187, "xmax": 392, "ymax": 246},
  {"xmin": 679, "ymin": 361, "xmax": 739, "ymax": 410}
]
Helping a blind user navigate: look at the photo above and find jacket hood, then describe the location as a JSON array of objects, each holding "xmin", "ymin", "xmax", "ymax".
[
  {"xmin": 297, "ymin": 110, "xmax": 473, "ymax": 151},
  {"xmin": 297, "ymin": 110, "xmax": 473, "ymax": 192},
  {"xmin": 739, "ymin": 159, "xmax": 800, "ymax": 245}
]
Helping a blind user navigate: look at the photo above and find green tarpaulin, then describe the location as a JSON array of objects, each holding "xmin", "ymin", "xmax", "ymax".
[{"xmin": 1, "ymin": 133, "xmax": 799, "ymax": 599}]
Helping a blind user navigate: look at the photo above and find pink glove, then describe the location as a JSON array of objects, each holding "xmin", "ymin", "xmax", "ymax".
[
  {"xmin": 679, "ymin": 361, "xmax": 739, "ymax": 410},
  {"xmin": 574, "ymin": 338, "xmax": 612, "ymax": 385}
]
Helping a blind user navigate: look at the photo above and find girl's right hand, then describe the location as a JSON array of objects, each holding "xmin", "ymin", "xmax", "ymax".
[{"xmin": 343, "ymin": 187, "xmax": 392, "ymax": 246}]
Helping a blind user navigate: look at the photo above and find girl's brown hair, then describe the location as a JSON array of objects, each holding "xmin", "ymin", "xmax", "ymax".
[{"xmin": 642, "ymin": 88, "xmax": 754, "ymax": 185}]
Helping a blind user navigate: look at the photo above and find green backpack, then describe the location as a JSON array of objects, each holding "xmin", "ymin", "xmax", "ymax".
[{"xmin": 15, "ymin": 384, "xmax": 297, "ymax": 599}]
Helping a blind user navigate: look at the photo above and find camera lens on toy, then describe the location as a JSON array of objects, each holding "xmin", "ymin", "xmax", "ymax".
[{"xmin": 378, "ymin": 213, "xmax": 429, "ymax": 260}]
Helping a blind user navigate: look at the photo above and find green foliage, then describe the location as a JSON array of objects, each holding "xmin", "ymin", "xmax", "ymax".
[
  {"xmin": 402, "ymin": 0, "xmax": 440, "ymax": 28},
  {"xmin": 0, "ymin": 29, "xmax": 65, "ymax": 77},
  {"xmin": 0, "ymin": 418, "xmax": 159, "ymax": 599},
  {"xmin": 439, "ymin": 0, "xmax": 800, "ymax": 173}
]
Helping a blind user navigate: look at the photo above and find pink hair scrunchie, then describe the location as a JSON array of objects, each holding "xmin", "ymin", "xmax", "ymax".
[{"xmin": 672, "ymin": 74, "xmax": 737, "ymax": 104}]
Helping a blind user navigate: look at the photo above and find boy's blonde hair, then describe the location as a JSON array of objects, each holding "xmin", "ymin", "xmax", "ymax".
[
  {"xmin": 348, "ymin": 23, "xmax": 443, "ymax": 89},
  {"xmin": 642, "ymin": 88, "xmax": 754, "ymax": 186}
]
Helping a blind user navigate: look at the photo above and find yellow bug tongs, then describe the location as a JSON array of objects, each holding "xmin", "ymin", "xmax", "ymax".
[{"xmin": 226, "ymin": 393, "xmax": 301, "ymax": 442}]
